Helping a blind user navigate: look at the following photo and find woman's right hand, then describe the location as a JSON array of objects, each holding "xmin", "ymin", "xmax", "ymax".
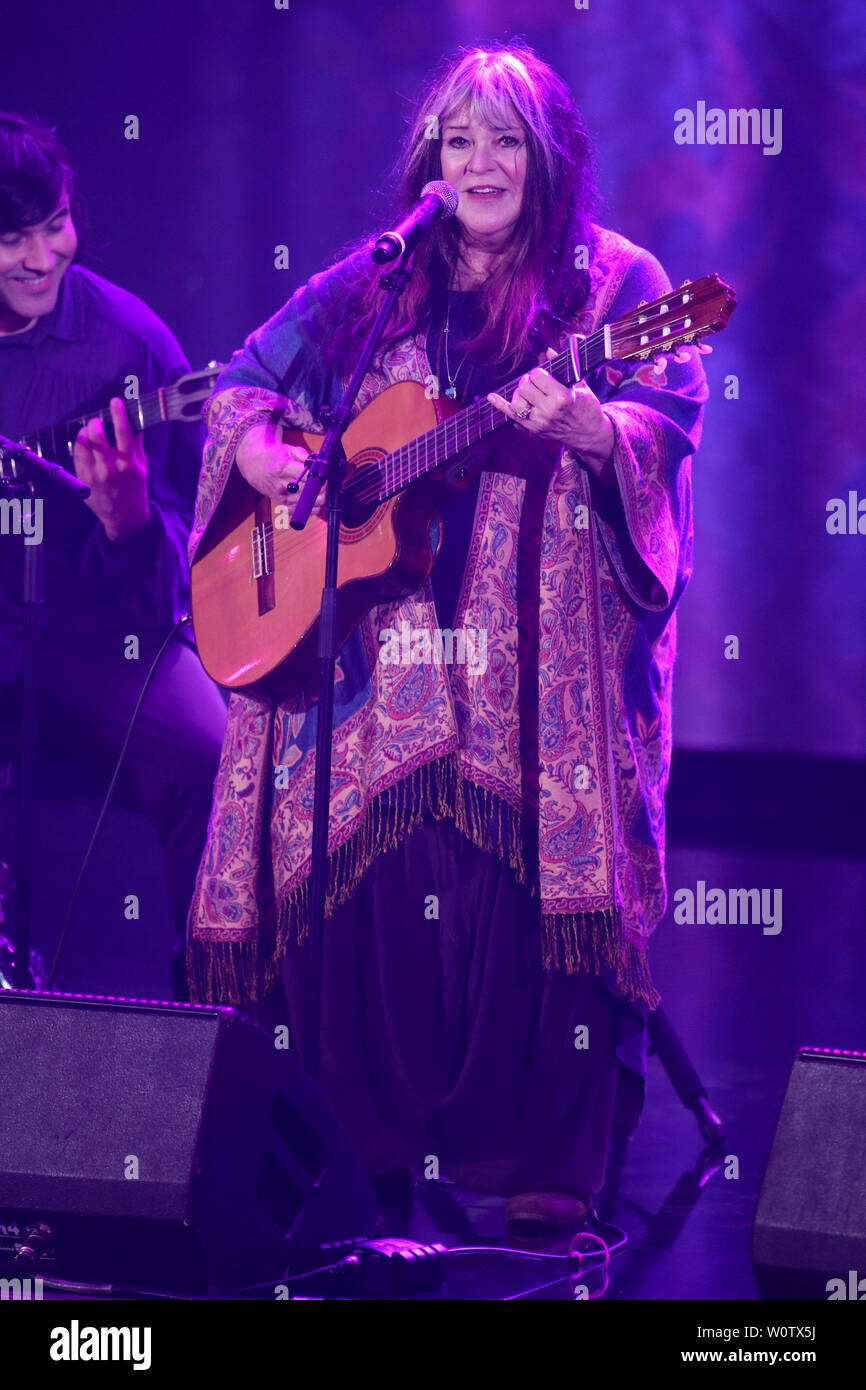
[{"xmin": 235, "ymin": 419, "xmax": 319, "ymax": 511}]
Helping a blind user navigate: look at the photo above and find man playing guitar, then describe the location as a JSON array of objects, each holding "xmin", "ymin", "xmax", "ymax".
[{"xmin": 0, "ymin": 112, "xmax": 226, "ymax": 1000}]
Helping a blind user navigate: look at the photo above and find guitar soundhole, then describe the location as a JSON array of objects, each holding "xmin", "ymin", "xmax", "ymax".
[{"xmin": 341, "ymin": 456, "xmax": 384, "ymax": 530}]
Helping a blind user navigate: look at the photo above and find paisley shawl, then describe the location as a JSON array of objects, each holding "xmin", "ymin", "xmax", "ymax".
[{"xmin": 186, "ymin": 226, "xmax": 707, "ymax": 1009}]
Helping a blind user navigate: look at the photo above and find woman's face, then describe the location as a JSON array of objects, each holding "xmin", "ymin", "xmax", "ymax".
[{"xmin": 439, "ymin": 106, "xmax": 527, "ymax": 249}]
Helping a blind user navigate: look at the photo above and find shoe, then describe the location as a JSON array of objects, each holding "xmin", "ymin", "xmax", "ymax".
[{"xmin": 505, "ymin": 1191, "xmax": 589, "ymax": 1227}]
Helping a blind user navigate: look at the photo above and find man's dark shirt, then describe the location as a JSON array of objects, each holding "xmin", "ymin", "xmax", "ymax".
[{"xmin": 0, "ymin": 264, "xmax": 203, "ymax": 681}]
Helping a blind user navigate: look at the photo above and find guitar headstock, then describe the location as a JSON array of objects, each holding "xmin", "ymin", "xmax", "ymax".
[
  {"xmin": 607, "ymin": 274, "xmax": 736, "ymax": 365},
  {"xmin": 166, "ymin": 362, "xmax": 225, "ymax": 422}
]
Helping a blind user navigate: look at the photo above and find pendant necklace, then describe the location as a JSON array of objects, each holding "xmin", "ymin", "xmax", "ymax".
[{"xmin": 442, "ymin": 279, "xmax": 475, "ymax": 400}]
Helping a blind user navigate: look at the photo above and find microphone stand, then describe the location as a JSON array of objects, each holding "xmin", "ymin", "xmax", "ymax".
[
  {"xmin": 0, "ymin": 437, "xmax": 90, "ymax": 990},
  {"xmin": 290, "ymin": 244, "xmax": 417, "ymax": 1081}
]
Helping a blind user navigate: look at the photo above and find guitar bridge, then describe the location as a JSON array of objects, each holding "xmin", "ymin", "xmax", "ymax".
[
  {"xmin": 250, "ymin": 498, "xmax": 276, "ymax": 614},
  {"xmin": 251, "ymin": 523, "xmax": 272, "ymax": 579}
]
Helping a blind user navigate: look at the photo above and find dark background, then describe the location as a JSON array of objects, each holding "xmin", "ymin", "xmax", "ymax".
[{"xmin": 3, "ymin": 0, "xmax": 864, "ymax": 757}]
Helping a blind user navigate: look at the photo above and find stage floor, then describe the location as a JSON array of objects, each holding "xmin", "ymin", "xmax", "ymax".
[{"xmin": 3, "ymin": 781, "xmax": 864, "ymax": 1301}]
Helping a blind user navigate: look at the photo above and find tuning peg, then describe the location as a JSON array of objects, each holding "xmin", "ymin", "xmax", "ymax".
[
  {"xmin": 651, "ymin": 355, "xmax": 668, "ymax": 375},
  {"xmin": 673, "ymin": 348, "xmax": 692, "ymax": 364},
  {"xmin": 697, "ymin": 342, "xmax": 713, "ymax": 355}
]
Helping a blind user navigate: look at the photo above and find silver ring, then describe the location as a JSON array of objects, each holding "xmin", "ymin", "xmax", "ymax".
[{"xmin": 515, "ymin": 403, "xmax": 533, "ymax": 420}]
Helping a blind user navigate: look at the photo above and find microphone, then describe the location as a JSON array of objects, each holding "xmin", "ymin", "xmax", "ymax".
[{"xmin": 371, "ymin": 180, "xmax": 459, "ymax": 264}]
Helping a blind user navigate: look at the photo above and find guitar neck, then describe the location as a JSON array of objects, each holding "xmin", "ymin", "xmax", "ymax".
[
  {"xmin": 377, "ymin": 326, "xmax": 608, "ymax": 500},
  {"xmin": 21, "ymin": 391, "xmax": 150, "ymax": 463},
  {"xmin": 16, "ymin": 369, "xmax": 220, "ymax": 463},
  {"xmin": 19, "ymin": 388, "xmax": 171, "ymax": 464}
]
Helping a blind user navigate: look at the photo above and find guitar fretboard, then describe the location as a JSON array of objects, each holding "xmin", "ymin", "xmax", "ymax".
[
  {"xmin": 18, "ymin": 371, "xmax": 219, "ymax": 463},
  {"xmin": 343, "ymin": 272, "xmax": 734, "ymax": 509},
  {"xmin": 347, "ymin": 326, "xmax": 607, "ymax": 507}
]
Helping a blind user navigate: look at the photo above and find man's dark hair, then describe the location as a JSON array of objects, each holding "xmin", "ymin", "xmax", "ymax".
[{"xmin": 0, "ymin": 111, "xmax": 87, "ymax": 255}]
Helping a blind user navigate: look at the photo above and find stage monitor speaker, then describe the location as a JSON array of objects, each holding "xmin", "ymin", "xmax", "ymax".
[
  {"xmin": 0, "ymin": 990, "xmax": 379, "ymax": 1293},
  {"xmin": 752, "ymin": 1046, "xmax": 866, "ymax": 1300}
]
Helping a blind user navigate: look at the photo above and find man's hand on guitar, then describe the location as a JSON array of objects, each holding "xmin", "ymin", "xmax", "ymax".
[
  {"xmin": 235, "ymin": 420, "xmax": 325, "ymax": 516},
  {"xmin": 73, "ymin": 397, "xmax": 151, "ymax": 544}
]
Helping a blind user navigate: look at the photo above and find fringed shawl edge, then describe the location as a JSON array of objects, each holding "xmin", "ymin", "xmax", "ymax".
[{"xmin": 187, "ymin": 750, "xmax": 659, "ymax": 1011}]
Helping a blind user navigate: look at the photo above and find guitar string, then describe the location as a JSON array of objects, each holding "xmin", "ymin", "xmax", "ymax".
[
  {"xmin": 342, "ymin": 336, "xmax": 583, "ymax": 501},
  {"xmin": 350, "ymin": 345, "xmax": 574, "ymax": 506},
  {"xmin": 20, "ymin": 284, "xmax": 714, "ymax": 457},
  {"xmin": 340, "ymin": 304, "xmax": 704, "ymax": 508},
  {"xmin": 21, "ymin": 376, "xmax": 212, "ymax": 457},
  {"xmin": 20, "ymin": 285, "xmax": 707, "ymax": 461},
  {"xmin": 26, "ymin": 394, "xmax": 159, "ymax": 451},
  {"xmin": 258, "ymin": 347, "xmax": 599, "ymax": 540},
  {"xmin": 350, "ymin": 296, "xmax": 714, "ymax": 505},
  {"xmin": 254, "ymin": 298, "xmax": 713, "ymax": 563}
]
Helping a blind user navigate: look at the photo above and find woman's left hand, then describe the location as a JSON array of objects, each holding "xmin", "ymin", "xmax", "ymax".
[{"xmin": 487, "ymin": 347, "xmax": 616, "ymax": 484}]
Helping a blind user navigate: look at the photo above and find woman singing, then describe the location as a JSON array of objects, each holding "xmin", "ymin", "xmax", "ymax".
[{"xmin": 187, "ymin": 41, "xmax": 707, "ymax": 1227}]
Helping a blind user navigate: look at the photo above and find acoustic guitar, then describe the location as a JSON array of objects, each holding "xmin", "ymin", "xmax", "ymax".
[{"xmin": 190, "ymin": 276, "xmax": 735, "ymax": 697}]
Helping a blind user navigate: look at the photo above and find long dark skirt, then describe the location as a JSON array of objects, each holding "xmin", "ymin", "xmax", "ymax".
[{"xmin": 266, "ymin": 815, "xmax": 646, "ymax": 1200}]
